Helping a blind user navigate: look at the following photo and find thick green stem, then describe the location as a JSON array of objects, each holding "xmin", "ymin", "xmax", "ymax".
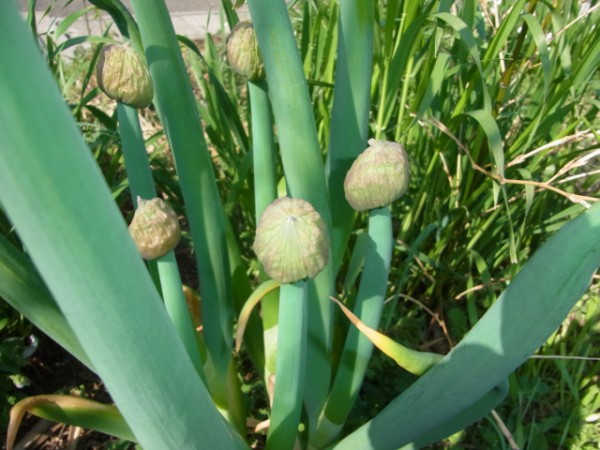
[
  {"xmin": 157, "ymin": 254, "xmax": 205, "ymax": 380},
  {"xmin": 247, "ymin": 0, "xmax": 335, "ymax": 427},
  {"xmin": 249, "ymin": 80, "xmax": 277, "ymax": 221},
  {"xmin": 116, "ymin": 103, "xmax": 155, "ymax": 199},
  {"xmin": 117, "ymin": 102, "xmax": 205, "ymax": 382},
  {"xmin": 128, "ymin": 1, "xmax": 239, "ymax": 423},
  {"xmin": 249, "ymin": 78, "xmax": 279, "ymax": 388},
  {"xmin": 116, "ymin": 102, "xmax": 161, "ymax": 290},
  {"xmin": 266, "ymin": 281, "xmax": 307, "ymax": 450},
  {"xmin": 326, "ymin": 0, "xmax": 374, "ymax": 271},
  {"xmin": 315, "ymin": 207, "xmax": 393, "ymax": 447}
]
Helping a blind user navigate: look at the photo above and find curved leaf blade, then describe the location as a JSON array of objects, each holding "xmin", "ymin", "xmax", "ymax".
[
  {"xmin": 7, "ymin": 395, "xmax": 135, "ymax": 450},
  {"xmin": 335, "ymin": 203, "xmax": 600, "ymax": 449}
]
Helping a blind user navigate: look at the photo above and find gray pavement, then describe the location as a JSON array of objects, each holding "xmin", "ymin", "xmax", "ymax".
[
  {"xmin": 19, "ymin": 0, "xmax": 222, "ymax": 14},
  {"xmin": 18, "ymin": 0, "xmax": 248, "ymax": 41}
]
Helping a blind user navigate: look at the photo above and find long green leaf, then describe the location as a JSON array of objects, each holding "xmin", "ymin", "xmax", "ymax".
[
  {"xmin": 0, "ymin": 3, "xmax": 245, "ymax": 448},
  {"xmin": 401, "ymin": 379, "xmax": 509, "ymax": 449},
  {"xmin": 0, "ymin": 235, "xmax": 91, "ymax": 370},
  {"xmin": 7, "ymin": 395, "xmax": 135, "ymax": 450},
  {"xmin": 335, "ymin": 203, "xmax": 600, "ymax": 449}
]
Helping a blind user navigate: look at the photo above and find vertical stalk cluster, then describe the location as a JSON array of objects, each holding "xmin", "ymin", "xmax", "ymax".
[{"xmin": 1, "ymin": 0, "xmax": 599, "ymax": 449}]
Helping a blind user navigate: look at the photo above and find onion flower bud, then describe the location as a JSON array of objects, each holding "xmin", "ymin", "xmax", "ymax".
[
  {"xmin": 344, "ymin": 139, "xmax": 410, "ymax": 211},
  {"xmin": 226, "ymin": 21, "xmax": 265, "ymax": 81},
  {"xmin": 253, "ymin": 197, "xmax": 329, "ymax": 284},
  {"xmin": 128, "ymin": 197, "xmax": 181, "ymax": 260},
  {"xmin": 96, "ymin": 43, "xmax": 154, "ymax": 108}
]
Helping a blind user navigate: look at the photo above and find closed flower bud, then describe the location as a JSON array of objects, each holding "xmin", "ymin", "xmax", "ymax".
[
  {"xmin": 128, "ymin": 197, "xmax": 180, "ymax": 260},
  {"xmin": 253, "ymin": 197, "xmax": 329, "ymax": 284},
  {"xmin": 96, "ymin": 43, "xmax": 154, "ymax": 108},
  {"xmin": 226, "ymin": 21, "xmax": 265, "ymax": 81},
  {"xmin": 344, "ymin": 139, "xmax": 410, "ymax": 211}
]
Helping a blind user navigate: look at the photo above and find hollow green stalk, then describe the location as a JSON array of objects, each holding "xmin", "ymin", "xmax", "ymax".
[
  {"xmin": 266, "ymin": 281, "xmax": 307, "ymax": 450},
  {"xmin": 116, "ymin": 102, "xmax": 160, "ymax": 288},
  {"xmin": 117, "ymin": 102, "xmax": 205, "ymax": 381},
  {"xmin": 314, "ymin": 207, "xmax": 393, "ymax": 447},
  {"xmin": 250, "ymin": 80, "xmax": 277, "ymax": 220},
  {"xmin": 156, "ymin": 253, "xmax": 205, "ymax": 378},
  {"xmin": 248, "ymin": 78, "xmax": 280, "ymax": 390},
  {"xmin": 183, "ymin": 32, "xmax": 265, "ymax": 372},
  {"xmin": 128, "ymin": 0, "xmax": 242, "ymax": 426},
  {"xmin": 116, "ymin": 103, "xmax": 155, "ymax": 199},
  {"xmin": 247, "ymin": 0, "xmax": 334, "ymax": 427},
  {"xmin": 325, "ymin": 0, "xmax": 374, "ymax": 271}
]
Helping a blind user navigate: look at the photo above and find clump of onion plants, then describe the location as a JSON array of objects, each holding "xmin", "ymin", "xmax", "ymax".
[{"xmin": 1, "ymin": 1, "xmax": 599, "ymax": 450}]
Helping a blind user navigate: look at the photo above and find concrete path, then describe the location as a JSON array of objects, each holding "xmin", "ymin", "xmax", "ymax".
[
  {"xmin": 18, "ymin": 0, "xmax": 248, "ymax": 42},
  {"xmin": 20, "ymin": 0, "xmax": 222, "ymax": 14}
]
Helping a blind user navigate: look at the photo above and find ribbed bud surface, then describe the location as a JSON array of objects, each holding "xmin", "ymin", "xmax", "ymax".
[
  {"xmin": 96, "ymin": 43, "xmax": 154, "ymax": 108},
  {"xmin": 344, "ymin": 139, "xmax": 410, "ymax": 211},
  {"xmin": 253, "ymin": 197, "xmax": 329, "ymax": 284},
  {"xmin": 226, "ymin": 21, "xmax": 265, "ymax": 81},
  {"xmin": 128, "ymin": 197, "xmax": 180, "ymax": 260}
]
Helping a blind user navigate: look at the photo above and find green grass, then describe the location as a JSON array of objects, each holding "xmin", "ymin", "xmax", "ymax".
[
  {"xmin": 362, "ymin": 291, "xmax": 600, "ymax": 449},
  {"xmin": 0, "ymin": 0, "xmax": 598, "ymax": 448}
]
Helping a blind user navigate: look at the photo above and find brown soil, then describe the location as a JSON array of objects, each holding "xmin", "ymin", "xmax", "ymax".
[{"xmin": 5, "ymin": 335, "xmax": 131, "ymax": 450}]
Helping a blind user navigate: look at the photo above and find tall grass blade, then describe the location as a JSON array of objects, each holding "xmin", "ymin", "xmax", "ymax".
[
  {"xmin": 432, "ymin": 12, "xmax": 491, "ymax": 112},
  {"xmin": 520, "ymin": 13, "xmax": 551, "ymax": 100}
]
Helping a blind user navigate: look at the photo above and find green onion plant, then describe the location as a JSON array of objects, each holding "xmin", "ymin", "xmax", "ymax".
[{"xmin": 0, "ymin": 0, "xmax": 599, "ymax": 449}]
